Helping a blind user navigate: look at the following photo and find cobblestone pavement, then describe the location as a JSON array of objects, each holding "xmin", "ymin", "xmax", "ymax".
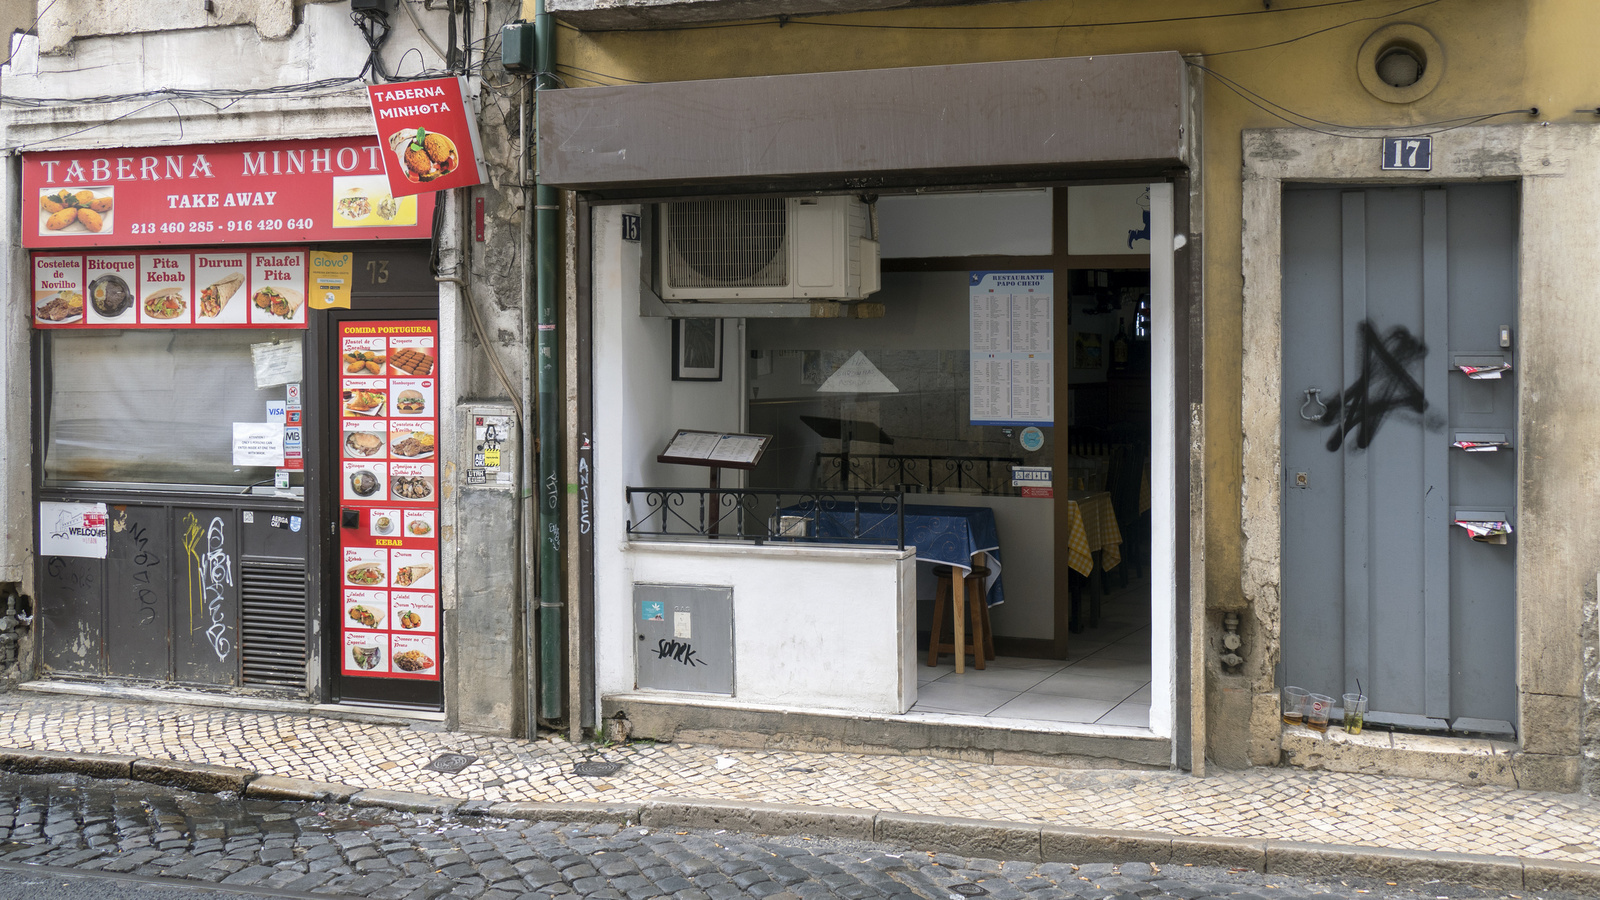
[
  {"xmin": 3, "ymin": 691, "xmax": 1600, "ymax": 869},
  {"xmin": 0, "ymin": 772, "xmax": 1587, "ymax": 900}
]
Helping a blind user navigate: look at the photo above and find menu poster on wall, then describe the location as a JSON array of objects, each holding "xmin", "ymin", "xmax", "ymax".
[
  {"xmin": 969, "ymin": 270, "xmax": 1054, "ymax": 427},
  {"xmin": 337, "ymin": 320, "xmax": 441, "ymax": 681},
  {"xmin": 31, "ymin": 248, "xmax": 309, "ymax": 329},
  {"xmin": 21, "ymin": 136, "xmax": 435, "ymax": 248}
]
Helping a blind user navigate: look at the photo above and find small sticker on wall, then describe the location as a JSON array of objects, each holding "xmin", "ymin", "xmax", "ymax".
[
  {"xmin": 641, "ymin": 600, "xmax": 664, "ymax": 621},
  {"xmin": 673, "ymin": 610, "xmax": 692, "ymax": 639}
]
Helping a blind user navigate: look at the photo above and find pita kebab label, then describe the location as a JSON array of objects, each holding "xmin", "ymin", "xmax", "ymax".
[
  {"xmin": 136, "ymin": 252, "xmax": 192, "ymax": 325},
  {"xmin": 27, "ymin": 247, "xmax": 309, "ymax": 330}
]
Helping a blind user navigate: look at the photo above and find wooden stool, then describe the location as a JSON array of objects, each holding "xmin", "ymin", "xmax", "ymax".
[{"xmin": 927, "ymin": 562, "xmax": 994, "ymax": 673}]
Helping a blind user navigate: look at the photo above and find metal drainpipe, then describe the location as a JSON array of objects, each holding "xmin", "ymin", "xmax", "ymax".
[{"xmin": 534, "ymin": 0, "xmax": 563, "ymax": 724}]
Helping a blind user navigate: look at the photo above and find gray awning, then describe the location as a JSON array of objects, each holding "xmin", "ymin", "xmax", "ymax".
[{"xmin": 536, "ymin": 52, "xmax": 1188, "ymax": 196}]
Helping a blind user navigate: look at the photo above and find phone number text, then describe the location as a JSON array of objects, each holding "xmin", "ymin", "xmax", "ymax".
[{"xmin": 128, "ymin": 218, "xmax": 316, "ymax": 235}]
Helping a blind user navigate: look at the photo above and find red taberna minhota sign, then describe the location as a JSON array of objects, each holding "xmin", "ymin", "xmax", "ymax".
[
  {"xmin": 22, "ymin": 137, "xmax": 436, "ymax": 249},
  {"xmin": 367, "ymin": 76, "xmax": 488, "ymax": 198}
]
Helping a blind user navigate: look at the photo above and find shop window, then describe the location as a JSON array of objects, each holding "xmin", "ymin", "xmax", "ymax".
[
  {"xmin": 747, "ymin": 271, "xmax": 1048, "ymax": 496},
  {"xmin": 44, "ymin": 329, "xmax": 303, "ymax": 487}
]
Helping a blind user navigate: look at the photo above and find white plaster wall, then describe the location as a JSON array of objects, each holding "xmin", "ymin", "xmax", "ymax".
[
  {"xmin": 38, "ymin": 0, "xmax": 298, "ymax": 53},
  {"xmin": 626, "ymin": 541, "xmax": 917, "ymax": 714},
  {"xmin": 592, "ymin": 204, "xmax": 917, "ymax": 716}
]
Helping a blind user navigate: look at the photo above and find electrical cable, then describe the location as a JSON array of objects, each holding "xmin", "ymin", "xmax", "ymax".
[
  {"xmin": 1188, "ymin": 61, "xmax": 1534, "ymax": 138},
  {"xmin": 550, "ymin": 70, "xmax": 606, "ymax": 88},
  {"xmin": 779, "ymin": 0, "xmax": 1390, "ymax": 31},
  {"xmin": 0, "ymin": 78, "xmax": 367, "ymax": 107},
  {"xmin": 398, "ymin": 0, "xmax": 451, "ymax": 67},
  {"xmin": 0, "ymin": 0, "xmax": 61, "ymax": 66},
  {"xmin": 1188, "ymin": 61, "xmax": 1530, "ymax": 133},
  {"xmin": 556, "ymin": 0, "xmax": 1399, "ymax": 33},
  {"xmin": 549, "ymin": 0, "xmax": 1445, "ymax": 88},
  {"xmin": 1198, "ymin": 0, "xmax": 1446, "ymax": 56},
  {"xmin": 554, "ymin": 63, "xmax": 648, "ymax": 85},
  {"xmin": 435, "ymin": 194, "xmax": 525, "ymax": 426}
]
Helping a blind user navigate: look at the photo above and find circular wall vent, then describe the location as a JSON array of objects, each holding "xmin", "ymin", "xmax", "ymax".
[
  {"xmin": 1358, "ymin": 24, "xmax": 1443, "ymax": 103},
  {"xmin": 1376, "ymin": 46, "xmax": 1424, "ymax": 88}
]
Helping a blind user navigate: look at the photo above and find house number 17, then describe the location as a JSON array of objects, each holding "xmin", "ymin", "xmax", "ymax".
[{"xmin": 1382, "ymin": 137, "xmax": 1432, "ymax": 171}]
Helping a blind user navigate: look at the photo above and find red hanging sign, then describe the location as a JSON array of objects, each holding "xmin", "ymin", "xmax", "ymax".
[
  {"xmin": 367, "ymin": 76, "xmax": 488, "ymax": 198},
  {"xmin": 337, "ymin": 320, "xmax": 442, "ymax": 682},
  {"xmin": 21, "ymin": 137, "xmax": 435, "ymax": 249}
]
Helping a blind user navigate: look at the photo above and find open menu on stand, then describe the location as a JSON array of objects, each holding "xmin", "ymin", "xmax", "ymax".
[{"xmin": 659, "ymin": 429, "xmax": 771, "ymax": 469}]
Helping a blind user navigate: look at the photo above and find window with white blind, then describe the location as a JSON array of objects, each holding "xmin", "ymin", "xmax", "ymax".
[{"xmin": 45, "ymin": 329, "xmax": 303, "ymax": 488}]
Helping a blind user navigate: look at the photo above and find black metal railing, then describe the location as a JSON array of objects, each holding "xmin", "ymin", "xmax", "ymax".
[
  {"xmin": 625, "ymin": 487, "xmax": 904, "ymax": 549},
  {"xmin": 814, "ymin": 453, "xmax": 1024, "ymax": 495}
]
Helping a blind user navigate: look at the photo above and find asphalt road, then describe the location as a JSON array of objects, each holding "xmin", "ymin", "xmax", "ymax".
[{"xmin": 0, "ymin": 772, "xmax": 1584, "ymax": 900}]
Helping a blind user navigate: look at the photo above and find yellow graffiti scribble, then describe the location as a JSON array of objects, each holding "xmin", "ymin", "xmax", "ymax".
[{"xmin": 181, "ymin": 512, "xmax": 202, "ymax": 638}]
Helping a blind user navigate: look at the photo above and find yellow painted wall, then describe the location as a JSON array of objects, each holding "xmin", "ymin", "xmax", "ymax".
[{"xmin": 535, "ymin": 0, "xmax": 1600, "ymax": 725}]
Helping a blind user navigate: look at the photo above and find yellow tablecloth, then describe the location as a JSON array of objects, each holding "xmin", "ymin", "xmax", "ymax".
[{"xmin": 1064, "ymin": 491, "xmax": 1123, "ymax": 576}]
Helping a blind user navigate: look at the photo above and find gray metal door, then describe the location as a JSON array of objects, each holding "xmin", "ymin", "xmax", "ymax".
[{"xmin": 1281, "ymin": 184, "xmax": 1517, "ymax": 733}]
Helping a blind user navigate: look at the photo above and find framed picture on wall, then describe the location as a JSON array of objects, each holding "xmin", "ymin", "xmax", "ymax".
[{"xmin": 672, "ymin": 318, "xmax": 723, "ymax": 381}]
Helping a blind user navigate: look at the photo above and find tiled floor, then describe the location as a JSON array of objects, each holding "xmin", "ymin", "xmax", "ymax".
[{"xmin": 909, "ymin": 578, "xmax": 1152, "ymax": 728}]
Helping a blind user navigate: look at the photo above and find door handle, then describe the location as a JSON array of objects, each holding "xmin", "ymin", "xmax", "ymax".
[{"xmin": 1300, "ymin": 388, "xmax": 1329, "ymax": 422}]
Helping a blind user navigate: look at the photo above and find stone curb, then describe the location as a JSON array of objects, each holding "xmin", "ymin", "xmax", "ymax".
[
  {"xmin": 643, "ymin": 797, "xmax": 876, "ymax": 842},
  {"xmin": 348, "ymin": 788, "xmax": 462, "ymax": 815},
  {"xmin": 0, "ymin": 749, "xmax": 137, "ymax": 780},
  {"xmin": 2, "ymin": 747, "xmax": 1599, "ymax": 894},
  {"xmin": 245, "ymin": 775, "xmax": 357, "ymax": 803},
  {"xmin": 483, "ymin": 800, "xmax": 645, "ymax": 824},
  {"xmin": 130, "ymin": 758, "xmax": 254, "ymax": 794}
]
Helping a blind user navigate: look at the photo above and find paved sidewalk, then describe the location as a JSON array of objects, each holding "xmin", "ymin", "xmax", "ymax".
[{"xmin": 1, "ymin": 688, "xmax": 1598, "ymax": 873}]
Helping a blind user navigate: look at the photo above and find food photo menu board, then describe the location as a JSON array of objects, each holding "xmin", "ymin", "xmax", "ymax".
[
  {"xmin": 30, "ymin": 248, "xmax": 309, "ymax": 329},
  {"xmin": 337, "ymin": 320, "xmax": 441, "ymax": 681}
]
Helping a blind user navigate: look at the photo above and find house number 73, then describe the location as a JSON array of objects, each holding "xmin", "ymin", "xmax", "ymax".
[{"xmin": 1382, "ymin": 137, "xmax": 1432, "ymax": 171}]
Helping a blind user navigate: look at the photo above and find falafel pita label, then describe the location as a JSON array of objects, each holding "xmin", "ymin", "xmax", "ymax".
[{"xmin": 249, "ymin": 250, "xmax": 307, "ymax": 325}]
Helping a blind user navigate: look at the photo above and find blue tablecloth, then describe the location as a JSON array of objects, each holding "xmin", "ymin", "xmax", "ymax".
[{"xmin": 785, "ymin": 503, "xmax": 1005, "ymax": 605}]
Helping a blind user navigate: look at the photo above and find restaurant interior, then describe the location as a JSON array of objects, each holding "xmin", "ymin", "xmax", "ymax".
[{"xmin": 743, "ymin": 187, "xmax": 1154, "ymax": 730}]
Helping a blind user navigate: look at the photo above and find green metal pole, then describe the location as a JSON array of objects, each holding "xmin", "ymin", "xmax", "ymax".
[{"xmin": 533, "ymin": 0, "xmax": 563, "ymax": 723}]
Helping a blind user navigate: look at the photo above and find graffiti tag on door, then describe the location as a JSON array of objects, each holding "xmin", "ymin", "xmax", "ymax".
[
  {"xmin": 181, "ymin": 512, "xmax": 234, "ymax": 662},
  {"xmin": 1319, "ymin": 321, "xmax": 1430, "ymax": 451}
]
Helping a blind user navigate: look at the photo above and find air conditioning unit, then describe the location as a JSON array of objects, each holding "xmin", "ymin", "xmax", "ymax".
[{"xmin": 657, "ymin": 196, "xmax": 880, "ymax": 301}]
